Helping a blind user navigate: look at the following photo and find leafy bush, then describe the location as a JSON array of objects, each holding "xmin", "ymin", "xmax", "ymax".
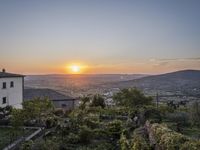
[
  {"xmin": 159, "ymin": 132, "xmax": 189, "ymax": 150},
  {"xmin": 143, "ymin": 107, "xmax": 162, "ymax": 123},
  {"xmin": 22, "ymin": 98, "xmax": 54, "ymax": 124},
  {"xmin": 150, "ymin": 123, "xmax": 200, "ymax": 150},
  {"xmin": 87, "ymin": 142, "xmax": 114, "ymax": 150},
  {"xmin": 45, "ymin": 116, "xmax": 57, "ymax": 128},
  {"xmin": 78, "ymin": 126, "xmax": 93, "ymax": 144},
  {"xmin": 158, "ymin": 105, "xmax": 175, "ymax": 114},
  {"xmin": 131, "ymin": 135, "xmax": 150, "ymax": 150},
  {"xmin": 66, "ymin": 133, "xmax": 80, "ymax": 144},
  {"xmin": 166, "ymin": 112, "xmax": 190, "ymax": 126},
  {"xmin": 85, "ymin": 119, "xmax": 99, "ymax": 129},
  {"xmin": 180, "ymin": 140, "xmax": 200, "ymax": 150},
  {"xmin": 119, "ymin": 133, "xmax": 131, "ymax": 150},
  {"xmin": 34, "ymin": 139, "xmax": 59, "ymax": 150},
  {"xmin": 54, "ymin": 109, "xmax": 64, "ymax": 116},
  {"xmin": 93, "ymin": 128, "xmax": 109, "ymax": 139},
  {"xmin": 20, "ymin": 140, "xmax": 33, "ymax": 150},
  {"xmin": 90, "ymin": 94, "xmax": 105, "ymax": 108},
  {"xmin": 94, "ymin": 142, "xmax": 114, "ymax": 150},
  {"xmin": 190, "ymin": 101, "xmax": 200, "ymax": 127},
  {"xmin": 107, "ymin": 120, "xmax": 122, "ymax": 139},
  {"xmin": 151, "ymin": 123, "xmax": 171, "ymax": 143},
  {"xmin": 11, "ymin": 109, "xmax": 25, "ymax": 129}
]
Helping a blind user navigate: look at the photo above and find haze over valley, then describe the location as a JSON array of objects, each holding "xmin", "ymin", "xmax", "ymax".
[{"xmin": 25, "ymin": 70, "xmax": 200, "ymax": 103}]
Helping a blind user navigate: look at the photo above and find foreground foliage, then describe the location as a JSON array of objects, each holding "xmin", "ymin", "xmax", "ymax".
[
  {"xmin": 3, "ymin": 88, "xmax": 200, "ymax": 150},
  {"xmin": 150, "ymin": 123, "xmax": 200, "ymax": 150}
]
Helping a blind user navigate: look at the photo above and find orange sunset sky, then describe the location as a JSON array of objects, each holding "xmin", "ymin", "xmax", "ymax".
[{"xmin": 0, "ymin": 0, "xmax": 200, "ymax": 75}]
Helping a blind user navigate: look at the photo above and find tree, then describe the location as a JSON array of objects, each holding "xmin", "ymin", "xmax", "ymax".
[
  {"xmin": 79, "ymin": 96, "xmax": 90, "ymax": 110},
  {"xmin": 23, "ymin": 97, "xmax": 54, "ymax": 124},
  {"xmin": 10, "ymin": 108, "xmax": 25, "ymax": 142},
  {"xmin": 90, "ymin": 94, "xmax": 105, "ymax": 108},
  {"xmin": 11, "ymin": 108, "xmax": 25, "ymax": 129},
  {"xmin": 113, "ymin": 88, "xmax": 152, "ymax": 108},
  {"xmin": 190, "ymin": 101, "xmax": 200, "ymax": 126}
]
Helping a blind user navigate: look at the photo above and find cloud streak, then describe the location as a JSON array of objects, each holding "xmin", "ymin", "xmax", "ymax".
[
  {"xmin": 150, "ymin": 57, "xmax": 200, "ymax": 62},
  {"xmin": 149, "ymin": 57, "xmax": 200, "ymax": 67}
]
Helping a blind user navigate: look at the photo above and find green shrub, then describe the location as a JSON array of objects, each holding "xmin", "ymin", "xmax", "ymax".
[
  {"xmin": 158, "ymin": 105, "xmax": 175, "ymax": 114},
  {"xmin": 151, "ymin": 123, "xmax": 171, "ymax": 143},
  {"xmin": 159, "ymin": 132, "xmax": 189, "ymax": 150},
  {"xmin": 54, "ymin": 109, "xmax": 64, "ymax": 116},
  {"xmin": 190, "ymin": 101, "xmax": 200, "ymax": 127},
  {"xmin": 90, "ymin": 142, "xmax": 114, "ymax": 150},
  {"xmin": 107, "ymin": 120, "xmax": 122, "ymax": 139},
  {"xmin": 90, "ymin": 94, "xmax": 105, "ymax": 108},
  {"xmin": 131, "ymin": 135, "xmax": 150, "ymax": 150},
  {"xmin": 78, "ymin": 126, "xmax": 93, "ymax": 144},
  {"xmin": 93, "ymin": 128, "xmax": 109, "ymax": 139},
  {"xmin": 119, "ymin": 133, "xmax": 131, "ymax": 150},
  {"xmin": 20, "ymin": 140, "xmax": 33, "ymax": 150},
  {"xmin": 66, "ymin": 133, "xmax": 80, "ymax": 144},
  {"xmin": 143, "ymin": 107, "xmax": 162, "ymax": 123},
  {"xmin": 180, "ymin": 140, "xmax": 200, "ymax": 150},
  {"xmin": 167, "ymin": 112, "xmax": 190, "ymax": 126},
  {"xmin": 83, "ymin": 116, "xmax": 100, "ymax": 129},
  {"xmin": 34, "ymin": 139, "xmax": 59, "ymax": 150},
  {"xmin": 150, "ymin": 123, "xmax": 200, "ymax": 150},
  {"xmin": 45, "ymin": 116, "xmax": 57, "ymax": 128},
  {"xmin": 113, "ymin": 88, "xmax": 153, "ymax": 108}
]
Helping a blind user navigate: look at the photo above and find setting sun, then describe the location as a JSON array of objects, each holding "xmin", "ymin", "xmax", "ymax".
[
  {"xmin": 70, "ymin": 65, "xmax": 81, "ymax": 73},
  {"xmin": 66, "ymin": 63, "xmax": 87, "ymax": 74}
]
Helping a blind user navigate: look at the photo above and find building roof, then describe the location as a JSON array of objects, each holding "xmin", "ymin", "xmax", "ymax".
[
  {"xmin": 0, "ymin": 71, "xmax": 24, "ymax": 78},
  {"xmin": 24, "ymin": 88, "xmax": 75, "ymax": 101}
]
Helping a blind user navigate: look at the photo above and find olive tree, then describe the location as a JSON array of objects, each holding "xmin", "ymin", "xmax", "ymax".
[
  {"xmin": 90, "ymin": 94, "xmax": 105, "ymax": 108},
  {"xmin": 23, "ymin": 97, "xmax": 54, "ymax": 124},
  {"xmin": 113, "ymin": 88, "xmax": 152, "ymax": 108}
]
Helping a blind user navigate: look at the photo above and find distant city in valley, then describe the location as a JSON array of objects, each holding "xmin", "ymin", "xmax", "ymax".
[{"xmin": 25, "ymin": 70, "xmax": 200, "ymax": 103}]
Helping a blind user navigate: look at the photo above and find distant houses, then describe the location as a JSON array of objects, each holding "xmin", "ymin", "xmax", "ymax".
[
  {"xmin": 0, "ymin": 69, "xmax": 24, "ymax": 109},
  {"xmin": 24, "ymin": 88, "xmax": 79, "ymax": 110}
]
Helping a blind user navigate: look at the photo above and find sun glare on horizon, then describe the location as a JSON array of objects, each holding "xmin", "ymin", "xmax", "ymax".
[
  {"xmin": 71, "ymin": 65, "xmax": 80, "ymax": 73},
  {"xmin": 66, "ymin": 63, "xmax": 87, "ymax": 74}
]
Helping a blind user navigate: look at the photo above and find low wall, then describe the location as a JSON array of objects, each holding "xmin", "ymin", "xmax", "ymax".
[{"xmin": 2, "ymin": 126, "xmax": 44, "ymax": 150}]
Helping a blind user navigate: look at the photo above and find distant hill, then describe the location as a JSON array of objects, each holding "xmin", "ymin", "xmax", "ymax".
[
  {"xmin": 109, "ymin": 70, "xmax": 200, "ymax": 96},
  {"xmin": 25, "ymin": 74, "xmax": 148, "ymax": 97}
]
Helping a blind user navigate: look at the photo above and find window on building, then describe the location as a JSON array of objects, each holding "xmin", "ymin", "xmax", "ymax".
[
  {"xmin": 10, "ymin": 81, "xmax": 14, "ymax": 88},
  {"xmin": 2, "ymin": 97, "xmax": 6, "ymax": 104},
  {"xmin": 62, "ymin": 104, "xmax": 67, "ymax": 108},
  {"xmin": 2, "ymin": 82, "xmax": 6, "ymax": 89}
]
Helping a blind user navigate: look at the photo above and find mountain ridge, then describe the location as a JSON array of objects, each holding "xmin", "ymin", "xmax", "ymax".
[{"xmin": 108, "ymin": 70, "xmax": 200, "ymax": 96}]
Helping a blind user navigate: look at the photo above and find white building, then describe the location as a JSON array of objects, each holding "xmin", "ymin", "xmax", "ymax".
[{"xmin": 0, "ymin": 69, "xmax": 24, "ymax": 109}]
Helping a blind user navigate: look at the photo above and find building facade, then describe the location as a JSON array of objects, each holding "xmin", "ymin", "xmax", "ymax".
[
  {"xmin": 24, "ymin": 88, "xmax": 79, "ymax": 110},
  {"xmin": 0, "ymin": 69, "xmax": 24, "ymax": 109}
]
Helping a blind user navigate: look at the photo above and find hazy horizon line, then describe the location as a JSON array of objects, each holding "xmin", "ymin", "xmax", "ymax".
[{"xmin": 25, "ymin": 69, "xmax": 200, "ymax": 76}]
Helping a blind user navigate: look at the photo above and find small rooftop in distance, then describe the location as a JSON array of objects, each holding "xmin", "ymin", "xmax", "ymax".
[
  {"xmin": 0, "ymin": 69, "xmax": 25, "ymax": 78},
  {"xmin": 24, "ymin": 88, "xmax": 75, "ymax": 101}
]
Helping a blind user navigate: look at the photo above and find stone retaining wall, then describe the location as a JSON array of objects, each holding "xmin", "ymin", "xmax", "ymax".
[{"xmin": 2, "ymin": 126, "xmax": 44, "ymax": 150}]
